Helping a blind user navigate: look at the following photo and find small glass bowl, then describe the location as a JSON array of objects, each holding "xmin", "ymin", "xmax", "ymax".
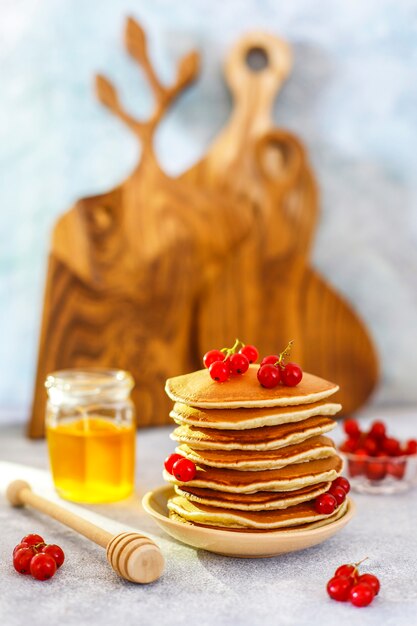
[{"xmin": 341, "ymin": 450, "xmax": 417, "ymax": 494}]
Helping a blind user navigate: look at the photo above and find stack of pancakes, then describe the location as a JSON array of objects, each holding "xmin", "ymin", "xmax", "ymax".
[{"xmin": 164, "ymin": 365, "xmax": 346, "ymax": 531}]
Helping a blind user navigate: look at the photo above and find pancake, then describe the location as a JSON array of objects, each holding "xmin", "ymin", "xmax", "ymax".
[
  {"xmin": 170, "ymin": 415, "xmax": 337, "ymax": 450},
  {"xmin": 163, "ymin": 454, "xmax": 343, "ymax": 493},
  {"xmin": 176, "ymin": 436, "xmax": 336, "ymax": 471},
  {"xmin": 165, "ymin": 365, "xmax": 339, "ymax": 409},
  {"xmin": 175, "ymin": 482, "xmax": 331, "ymax": 511},
  {"xmin": 170, "ymin": 400, "xmax": 341, "ymax": 430},
  {"xmin": 167, "ymin": 495, "xmax": 348, "ymax": 530}
]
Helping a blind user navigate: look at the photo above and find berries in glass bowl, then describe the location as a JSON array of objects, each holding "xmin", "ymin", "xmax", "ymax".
[{"xmin": 339, "ymin": 419, "xmax": 417, "ymax": 494}]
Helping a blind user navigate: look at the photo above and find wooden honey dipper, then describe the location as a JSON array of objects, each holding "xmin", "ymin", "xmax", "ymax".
[{"xmin": 7, "ymin": 480, "xmax": 164, "ymax": 584}]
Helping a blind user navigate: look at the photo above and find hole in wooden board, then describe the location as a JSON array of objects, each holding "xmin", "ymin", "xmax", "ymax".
[{"xmin": 245, "ymin": 47, "xmax": 269, "ymax": 72}]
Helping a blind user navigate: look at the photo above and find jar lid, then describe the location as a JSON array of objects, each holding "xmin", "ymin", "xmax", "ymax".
[{"xmin": 45, "ymin": 368, "xmax": 134, "ymax": 404}]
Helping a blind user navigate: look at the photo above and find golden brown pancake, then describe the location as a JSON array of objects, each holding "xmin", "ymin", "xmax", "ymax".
[
  {"xmin": 164, "ymin": 454, "xmax": 343, "ymax": 493},
  {"xmin": 165, "ymin": 365, "xmax": 339, "ymax": 409},
  {"xmin": 170, "ymin": 400, "xmax": 341, "ymax": 430},
  {"xmin": 176, "ymin": 436, "xmax": 336, "ymax": 471},
  {"xmin": 171, "ymin": 415, "xmax": 337, "ymax": 450},
  {"xmin": 175, "ymin": 482, "xmax": 331, "ymax": 510},
  {"xmin": 167, "ymin": 495, "xmax": 348, "ymax": 529}
]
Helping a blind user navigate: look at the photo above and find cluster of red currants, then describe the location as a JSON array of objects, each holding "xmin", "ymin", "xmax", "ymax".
[
  {"xmin": 257, "ymin": 341, "xmax": 303, "ymax": 389},
  {"xmin": 164, "ymin": 453, "xmax": 196, "ymax": 482},
  {"xmin": 327, "ymin": 558, "xmax": 380, "ymax": 607},
  {"xmin": 340, "ymin": 419, "xmax": 417, "ymax": 481},
  {"xmin": 13, "ymin": 533, "xmax": 65, "ymax": 581},
  {"xmin": 203, "ymin": 339, "xmax": 259, "ymax": 383},
  {"xmin": 314, "ymin": 476, "xmax": 350, "ymax": 515}
]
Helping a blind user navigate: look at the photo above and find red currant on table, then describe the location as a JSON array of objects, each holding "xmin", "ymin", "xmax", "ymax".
[
  {"xmin": 13, "ymin": 541, "xmax": 30, "ymax": 556},
  {"xmin": 349, "ymin": 582, "xmax": 375, "ymax": 607},
  {"xmin": 172, "ymin": 458, "xmax": 196, "ymax": 482},
  {"xmin": 326, "ymin": 576, "xmax": 353, "ymax": 602},
  {"xmin": 13, "ymin": 547, "xmax": 35, "ymax": 575},
  {"xmin": 332, "ymin": 476, "xmax": 350, "ymax": 494},
  {"xmin": 357, "ymin": 573, "xmax": 380, "ymax": 596},
  {"xmin": 203, "ymin": 349, "xmax": 224, "ymax": 369},
  {"xmin": 164, "ymin": 453, "xmax": 184, "ymax": 475},
  {"xmin": 334, "ymin": 563, "xmax": 358, "ymax": 580},
  {"xmin": 30, "ymin": 553, "xmax": 57, "ymax": 581},
  {"xmin": 209, "ymin": 360, "xmax": 230, "ymax": 382},
  {"xmin": 260, "ymin": 354, "xmax": 280, "ymax": 367},
  {"xmin": 343, "ymin": 419, "xmax": 360, "ymax": 438},
  {"xmin": 328, "ymin": 485, "xmax": 346, "ymax": 505},
  {"xmin": 239, "ymin": 344, "xmax": 258, "ymax": 364},
  {"xmin": 281, "ymin": 362, "xmax": 303, "ymax": 387},
  {"xmin": 21, "ymin": 533, "xmax": 44, "ymax": 547},
  {"xmin": 229, "ymin": 352, "xmax": 249, "ymax": 375},
  {"xmin": 257, "ymin": 364, "xmax": 280, "ymax": 388},
  {"xmin": 314, "ymin": 493, "xmax": 337, "ymax": 515},
  {"xmin": 41, "ymin": 544, "xmax": 65, "ymax": 569}
]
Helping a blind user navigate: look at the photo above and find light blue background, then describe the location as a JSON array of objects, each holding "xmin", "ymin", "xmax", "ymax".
[{"xmin": 1, "ymin": 0, "xmax": 416, "ymax": 422}]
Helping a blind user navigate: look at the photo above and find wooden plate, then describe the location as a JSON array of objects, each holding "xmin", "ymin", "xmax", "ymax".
[{"xmin": 142, "ymin": 485, "xmax": 355, "ymax": 557}]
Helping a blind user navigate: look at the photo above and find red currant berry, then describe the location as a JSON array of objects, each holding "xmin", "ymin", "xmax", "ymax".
[
  {"xmin": 365, "ymin": 460, "xmax": 387, "ymax": 481},
  {"xmin": 209, "ymin": 360, "xmax": 230, "ymax": 382},
  {"xmin": 364, "ymin": 437, "xmax": 378, "ymax": 456},
  {"xmin": 203, "ymin": 349, "xmax": 224, "ymax": 369},
  {"xmin": 339, "ymin": 438, "xmax": 358, "ymax": 453},
  {"xmin": 172, "ymin": 458, "xmax": 197, "ymax": 482},
  {"xmin": 164, "ymin": 453, "xmax": 184, "ymax": 475},
  {"xmin": 30, "ymin": 553, "xmax": 57, "ymax": 581},
  {"xmin": 41, "ymin": 544, "xmax": 65, "ymax": 568},
  {"xmin": 328, "ymin": 485, "xmax": 346, "ymax": 505},
  {"xmin": 349, "ymin": 582, "xmax": 375, "ymax": 607},
  {"xmin": 281, "ymin": 362, "xmax": 303, "ymax": 387},
  {"xmin": 239, "ymin": 345, "xmax": 259, "ymax": 364},
  {"xmin": 260, "ymin": 355, "xmax": 279, "ymax": 367},
  {"xmin": 229, "ymin": 353, "xmax": 249, "ymax": 375},
  {"xmin": 334, "ymin": 564, "xmax": 357, "ymax": 580},
  {"xmin": 369, "ymin": 421, "xmax": 386, "ymax": 440},
  {"xmin": 357, "ymin": 573, "xmax": 380, "ymax": 596},
  {"xmin": 13, "ymin": 547, "xmax": 35, "ymax": 575},
  {"xmin": 382, "ymin": 437, "xmax": 400, "ymax": 456},
  {"xmin": 315, "ymin": 493, "xmax": 337, "ymax": 515},
  {"xmin": 257, "ymin": 364, "xmax": 280, "ymax": 388},
  {"xmin": 343, "ymin": 419, "xmax": 360, "ymax": 438},
  {"xmin": 332, "ymin": 477, "xmax": 350, "ymax": 494},
  {"xmin": 348, "ymin": 449, "xmax": 367, "ymax": 477},
  {"xmin": 21, "ymin": 534, "xmax": 44, "ymax": 547},
  {"xmin": 405, "ymin": 439, "xmax": 417, "ymax": 455},
  {"xmin": 13, "ymin": 542, "xmax": 30, "ymax": 556},
  {"xmin": 327, "ymin": 576, "xmax": 354, "ymax": 602},
  {"xmin": 387, "ymin": 459, "xmax": 406, "ymax": 480}
]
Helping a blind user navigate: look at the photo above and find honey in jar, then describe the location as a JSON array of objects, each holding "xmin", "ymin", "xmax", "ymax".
[{"xmin": 45, "ymin": 369, "xmax": 135, "ymax": 503}]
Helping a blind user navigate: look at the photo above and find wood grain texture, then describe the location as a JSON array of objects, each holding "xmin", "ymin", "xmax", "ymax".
[{"xmin": 180, "ymin": 32, "xmax": 378, "ymax": 412}]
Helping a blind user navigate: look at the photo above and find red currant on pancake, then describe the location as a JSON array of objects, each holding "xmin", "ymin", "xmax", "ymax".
[
  {"xmin": 328, "ymin": 485, "xmax": 346, "ymax": 505},
  {"xmin": 357, "ymin": 573, "xmax": 380, "ymax": 596},
  {"xmin": 164, "ymin": 453, "xmax": 184, "ymax": 475},
  {"xmin": 13, "ymin": 547, "xmax": 35, "ymax": 575},
  {"xmin": 21, "ymin": 534, "xmax": 44, "ymax": 547},
  {"xmin": 281, "ymin": 362, "xmax": 303, "ymax": 387},
  {"xmin": 172, "ymin": 458, "xmax": 196, "ymax": 482},
  {"xmin": 315, "ymin": 493, "xmax": 337, "ymax": 515},
  {"xmin": 260, "ymin": 354, "xmax": 279, "ymax": 367},
  {"xmin": 209, "ymin": 360, "xmax": 230, "ymax": 382},
  {"xmin": 257, "ymin": 364, "xmax": 280, "ymax": 388},
  {"xmin": 369, "ymin": 421, "xmax": 386, "ymax": 440},
  {"xmin": 203, "ymin": 349, "xmax": 224, "ymax": 369},
  {"xmin": 405, "ymin": 439, "xmax": 417, "ymax": 455},
  {"xmin": 41, "ymin": 544, "xmax": 65, "ymax": 569},
  {"xmin": 239, "ymin": 344, "xmax": 259, "ymax": 364},
  {"xmin": 326, "ymin": 576, "xmax": 353, "ymax": 602},
  {"xmin": 30, "ymin": 553, "xmax": 57, "ymax": 581},
  {"xmin": 229, "ymin": 353, "xmax": 249, "ymax": 375},
  {"xmin": 332, "ymin": 476, "xmax": 350, "ymax": 494},
  {"xmin": 343, "ymin": 419, "xmax": 360, "ymax": 438},
  {"xmin": 349, "ymin": 582, "xmax": 375, "ymax": 607}
]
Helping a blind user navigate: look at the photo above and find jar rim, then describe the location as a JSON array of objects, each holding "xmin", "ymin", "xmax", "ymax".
[{"xmin": 45, "ymin": 368, "xmax": 134, "ymax": 395}]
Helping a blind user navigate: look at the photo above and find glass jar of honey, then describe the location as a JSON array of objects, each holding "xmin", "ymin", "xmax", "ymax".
[{"xmin": 45, "ymin": 369, "xmax": 136, "ymax": 503}]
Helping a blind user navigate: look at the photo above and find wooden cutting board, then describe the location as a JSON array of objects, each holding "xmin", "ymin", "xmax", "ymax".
[
  {"xmin": 180, "ymin": 32, "xmax": 378, "ymax": 412},
  {"xmin": 28, "ymin": 18, "xmax": 251, "ymax": 438}
]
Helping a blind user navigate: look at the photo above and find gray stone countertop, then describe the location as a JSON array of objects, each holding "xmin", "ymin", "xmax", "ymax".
[{"xmin": 1, "ymin": 410, "xmax": 416, "ymax": 626}]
